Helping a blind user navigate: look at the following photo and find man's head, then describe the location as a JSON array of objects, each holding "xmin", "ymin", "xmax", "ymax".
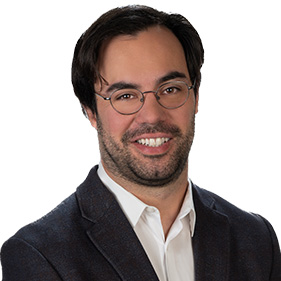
[
  {"xmin": 71, "ymin": 6, "xmax": 204, "ymax": 187},
  {"xmin": 72, "ymin": 5, "xmax": 204, "ymax": 116}
]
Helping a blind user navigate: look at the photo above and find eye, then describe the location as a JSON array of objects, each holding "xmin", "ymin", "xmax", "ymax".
[
  {"xmin": 117, "ymin": 93, "xmax": 133, "ymax": 100},
  {"xmin": 113, "ymin": 90, "xmax": 140, "ymax": 102},
  {"xmin": 165, "ymin": 87, "xmax": 177, "ymax": 94},
  {"xmin": 161, "ymin": 85, "xmax": 182, "ymax": 95}
]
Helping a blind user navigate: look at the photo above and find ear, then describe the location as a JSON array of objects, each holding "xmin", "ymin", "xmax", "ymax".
[{"xmin": 84, "ymin": 106, "xmax": 97, "ymax": 129}]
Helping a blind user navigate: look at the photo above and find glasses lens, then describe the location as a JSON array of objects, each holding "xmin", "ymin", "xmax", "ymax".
[
  {"xmin": 111, "ymin": 89, "xmax": 143, "ymax": 114},
  {"xmin": 157, "ymin": 81, "xmax": 190, "ymax": 109}
]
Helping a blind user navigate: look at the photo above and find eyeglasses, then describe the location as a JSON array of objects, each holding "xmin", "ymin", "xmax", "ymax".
[{"xmin": 94, "ymin": 80, "xmax": 195, "ymax": 115}]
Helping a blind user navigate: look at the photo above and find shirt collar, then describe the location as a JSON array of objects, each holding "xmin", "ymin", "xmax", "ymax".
[{"xmin": 97, "ymin": 162, "xmax": 196, "ymax": 236}]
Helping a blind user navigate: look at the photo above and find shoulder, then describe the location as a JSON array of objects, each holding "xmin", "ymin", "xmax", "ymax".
[
  {"xmin": 192, "ymin": 183, "xmax": 278, "ymax": 239},
  {"xmin": 5, "ymin": 166, "xmax": 102, "ymax": 248},
  {"xmin": 3, "ymin": 192, "xmax": 85, "ymax": 252},
  {"xmin": 192, "ymin": 183, "xmax": 281, "ymax": 278},
  {"xmin": 0, "ymin": 193, "xmax": 82, "ymax": 280}
]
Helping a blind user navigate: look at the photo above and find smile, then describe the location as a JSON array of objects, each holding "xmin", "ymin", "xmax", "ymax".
[{"xmin": 136, "ymin": 137, "xmax": 170, "ymax": 147}]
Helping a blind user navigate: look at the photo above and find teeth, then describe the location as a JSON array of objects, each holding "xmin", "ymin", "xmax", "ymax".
[{"xmin": 136, "ymin": 137, "xmax": 170, "ymax": 147}]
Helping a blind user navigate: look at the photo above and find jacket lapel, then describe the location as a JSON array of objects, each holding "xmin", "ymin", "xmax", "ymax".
[
  {"xmin": 192, "ymin": 184, "xmax": 230, "ymax": 281},
  {"xmin": 76, "ymin": 166, "xmax": 159, "ymax": 281},
  {"xmin": 76, "ymin": 167, "xmax": 231, "ymax": 280}
]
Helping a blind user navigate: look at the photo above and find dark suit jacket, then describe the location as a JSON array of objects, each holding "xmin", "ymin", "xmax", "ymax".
[{"xmin": 1, "ymin": 166, "xmax": 281, "ymax": 280}]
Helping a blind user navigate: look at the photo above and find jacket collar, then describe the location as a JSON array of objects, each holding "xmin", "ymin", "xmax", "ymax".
[
  {"xmin": 76, "ymin": 166, "xmax": 159, "ymax": 280},
  {"xmin": 192, "ymin": 184, "xmax": 230, "ymax": 281}
]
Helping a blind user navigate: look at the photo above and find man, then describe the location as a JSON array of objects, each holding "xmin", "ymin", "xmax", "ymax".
[{"xmin": 1, "ymin": 5, "xmax": 280, "ymax": 281}]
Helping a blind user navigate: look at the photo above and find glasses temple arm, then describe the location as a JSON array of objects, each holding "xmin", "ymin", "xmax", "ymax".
[{"xmin": 95, "ymin": 92, "xmax": 111, "ymax": 101}]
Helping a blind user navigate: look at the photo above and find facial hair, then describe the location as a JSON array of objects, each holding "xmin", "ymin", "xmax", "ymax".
[{"xmin": 96, "ymin": 116, "xmax": 195, "ymax": 187}]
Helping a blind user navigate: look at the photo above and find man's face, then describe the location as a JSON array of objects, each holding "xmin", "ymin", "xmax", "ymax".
[{"xmin": 87, "ymin": 26, "xmax": 198, "ymax": 187}]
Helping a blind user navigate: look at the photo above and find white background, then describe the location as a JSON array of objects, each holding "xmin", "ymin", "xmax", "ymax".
[{"xmin": 1, "ymin": 0, "xmax": 280, "ymax": 275}]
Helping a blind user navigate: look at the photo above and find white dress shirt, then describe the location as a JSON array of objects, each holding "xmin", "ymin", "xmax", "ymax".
[{"xmin": 97, "ymin": 163, "xmax": 196, "ymax": 281}]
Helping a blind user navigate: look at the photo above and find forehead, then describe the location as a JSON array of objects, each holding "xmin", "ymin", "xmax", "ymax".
[{"xmin": 97, "ymin": 26, "xmax": 190, "ymax": 86}]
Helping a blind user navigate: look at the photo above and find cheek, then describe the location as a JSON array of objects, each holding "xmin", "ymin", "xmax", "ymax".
[
  {"xmin": 179, "ymin": 96, "xmax": 196, "ymax": 115},
  {"xmin": 98, "ymin": 106, "xmax": 133, "ymax": 139},
  {"xmin": 173, "ymin": 103, "xmax": 196, "ymax": 130}
]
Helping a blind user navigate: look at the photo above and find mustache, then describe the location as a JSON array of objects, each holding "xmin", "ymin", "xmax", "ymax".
[{"xmin": 122, "ymin": 121, "xmax": 182, "ymax": 142}]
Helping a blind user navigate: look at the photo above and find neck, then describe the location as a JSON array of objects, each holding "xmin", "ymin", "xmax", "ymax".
[{"xmin": 103, "ymin": 162, "xmax": 189, "ymax": 237}]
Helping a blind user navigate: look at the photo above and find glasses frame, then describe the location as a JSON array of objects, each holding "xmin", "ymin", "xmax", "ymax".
[{"xmin": 94, "ymin": 80, "xmax": 196, "ymax": 115}]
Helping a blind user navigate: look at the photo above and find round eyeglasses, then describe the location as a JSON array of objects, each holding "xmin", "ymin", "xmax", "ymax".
[{"xmin": 94, "ymin": 80, "xmax": 195, "ymax": 115}]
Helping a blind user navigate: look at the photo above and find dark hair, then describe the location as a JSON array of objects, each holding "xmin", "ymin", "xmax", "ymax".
[{"xmin": 71, "ymin": 5, "xmax": 204, "ymax": 116}]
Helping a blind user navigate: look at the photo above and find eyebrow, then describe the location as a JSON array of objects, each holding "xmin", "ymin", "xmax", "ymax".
[
  {"xmin": 106, "ymin": 82, "xmax": 139, "ymax": 94},
  {"xmin": 105, "ymin": 71, "xmax": 187, "ymax": 94},
  {"xmin": 157, "ymin": 71, "xmax": 187, "ymax": 84}
]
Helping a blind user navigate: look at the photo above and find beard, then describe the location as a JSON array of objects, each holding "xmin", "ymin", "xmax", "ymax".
[{"xmin": 96, "ymin": 116, "xmax": 195, "ymax": 187}]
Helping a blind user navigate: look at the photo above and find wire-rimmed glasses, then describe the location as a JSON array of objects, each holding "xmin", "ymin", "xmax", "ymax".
[{"xmin": 94, "ymin": 80, "xmax": 195, "ymax": 115}]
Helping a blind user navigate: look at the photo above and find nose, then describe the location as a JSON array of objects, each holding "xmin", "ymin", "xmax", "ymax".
[{"xmin": 135, "ymin": 91, "xmax": 167, "ymax": 124}]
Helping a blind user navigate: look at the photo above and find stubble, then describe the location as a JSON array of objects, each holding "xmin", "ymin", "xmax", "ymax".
[{"xmin": 96, "ymin": 116, "xmax": 195, "ymax": 187}]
